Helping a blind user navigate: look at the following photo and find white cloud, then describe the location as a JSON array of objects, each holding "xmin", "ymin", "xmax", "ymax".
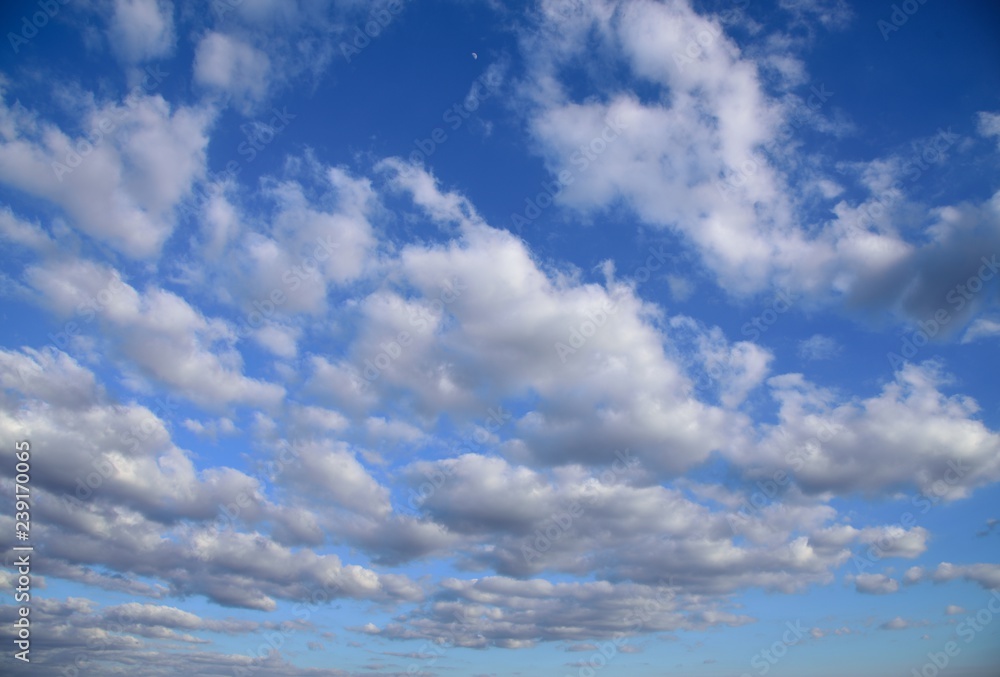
[
  {"xmin": 961, "ymin": 317, "xmax": 1000, "ymax": 343},
  {"xmin": 855, "ymin": 573, "xmax": 899, "ymax": 595},
  {"xmin": 513, "ymin": 0, "xmax": 1000, "ymax": 335},
  {"xmin": 741, "ymin": 363, "xmax": 1000, "ymax": 498},
  {"xmin": 253, "ymin": 323, "xmax": 300, "ymax": 358},
  {"xmin": 190, "ymin": 163, "xmax": 379, "ymax": 326},
  {"xmin": 670, "ymin": 317, "xmax": 773, "ymax": 408},
  {"xmin": 978, "ymin": 111, "xmax": 1000, "ymax": 151},
  {"xmin": 857, "ymin": 525, "xmax": 930, "ymax": 559},
  {"xmin": 798, "ymin": 334, "xmax": 842, "ymax": 361},
  {"xmin": 378, "ymin": 577, "xmax": 751, "ymax": 647},
  {"xmin": 667, "ymin": 274, "xmax": 694, "ymax": 301},
  {"xmin": 24, "ymin": 258, "xmax": 285, "ymax": 409},
  {"xmin": 0, "ymin": 348, "xmax": 422, "ymax": 614},
  {"xmin": 289, "ymin": 404, "xmax": 350, "ymax": 433},
  {"xmin": 379, "ymin": 156, "xmax": 485, "ymax": 229},
  {"xmin": 363, "ymin": 416, "xmax": 425, "ymax": 443},
  {"xmin": 363, "ymin": 162, "xmax": 746, "ymax": 476},
  {"xmin": 183, "ymin": 417, "xmax": 236, "ymax": 438},
  {"xmin": 392, "ymin": 452, "xmax": 903, "ymax": 598},
  {"xmin": 280, "ymin": 439, "xmax": 392, "ymax": 518},
  {"xmin": 194, "ymin": 32, "xmax": 272, "ymax": 108},
  {"xmin": 932, "ymin": 562, "xmax": 1000, "ymax": 590},
  {"xmin": 0, "ymin": 348, "xmax": 271, "ymax": 527},
  {"xmin": 0, "ymin": 207, "xmax": 56, "ymax": 253},
  {"xmin": 778, "ymin": 0, "xmax": 853, "ymax": 30},
  {"xmin": 3, "ymin": 1, "xmax": 999, "ymax": 672},
  {"xmin": 107, "ymin": 0, "xmax": 175, "ymax": 63},
  {"xmin": 0, "ymin": 89, "xmax": 212, "ymax": 258},
  {"xmin": 903, "ymin": 566, "xmax": 925, "ymax": 585},
  {"xmin": 881, "ymin": 616, "xmax": 910, "ymax": 630}
]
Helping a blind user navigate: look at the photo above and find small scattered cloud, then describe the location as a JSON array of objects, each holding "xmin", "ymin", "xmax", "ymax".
[
  {"xmin": 978, "ymin": 111, "xmax": 1000, "ymax": 150},
  {"xmin": 881, "ymin": 617, "xmax": 910, "ymax": 630},
  {"xmin": 668, "ymin": 274, "xmax": 695, "ymax": 302},
  {"xmin": 932, "ymin": 562, "xmax": 1000, "ymax": 590},
  {"xmin": 855, "ymin": 573, "xmax": 899, "ymax": 595},
  {"xmin": 976, "ymin": 518, "xmax": 999, "ymax": 537},
  {"xmin": 107, "ymin": 0, "xmax": 175, "ymax": 64},
  {"xmin": 798, "ymin": 334, "xmax": 842, "ymax": 361},
  {"xmin": 961, "ymin": 318, "xmax": 1000, "ymax": 344}
]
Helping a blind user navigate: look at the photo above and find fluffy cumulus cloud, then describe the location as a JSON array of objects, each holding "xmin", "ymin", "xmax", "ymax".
[
  {"xmin": 107, "ymin": 0, "xmax": 176, "ymax": 63},
  {"xmin": 854, "ymin": 573, "xmax": 899, "ymax": 595},
  {"xmin": 194, "ymin": 31, "xmax": 272, "ymax": 108},
  {"xmin": 373, "ymin": 576, "xmax": 762, "ymax": 650},
  {"xmin": 932, "ymin": 562, "xmax": 1000, "ymax": 590},
  {"xmin": 21, "ymin": 260, "xmax": 285, "ymax": 409},
  {"xmin": 0, "ymin": 88, "xmax": 212, "ymax": 258},
  {"xmin": 3, "ymin": 154, "xmax": 999, "ymax": 670},
  {"xmin": 518, "ymin": 0, "xmax": 1000, "ymax": 326},
  {"xmin": 1, "ymin": 0, "xmax": 999, "ymax": 674},
  {"xmin": 738, "ymin": 364, "xmax": 1000, "ymax": 499},
  {"xmin": 0, "ymin": 354, "xmax": 419, "ymax": 633}
]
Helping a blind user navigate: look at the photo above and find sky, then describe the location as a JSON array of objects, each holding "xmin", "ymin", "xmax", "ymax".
[{"xmin": 0, "ymin": 0, "xmax": 999, "ymax": 675}]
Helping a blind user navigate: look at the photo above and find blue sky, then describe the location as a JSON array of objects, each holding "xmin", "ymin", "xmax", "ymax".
[{"xmin": 1, "ymin": 0, "xmax": 999, "ymax": 675}]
